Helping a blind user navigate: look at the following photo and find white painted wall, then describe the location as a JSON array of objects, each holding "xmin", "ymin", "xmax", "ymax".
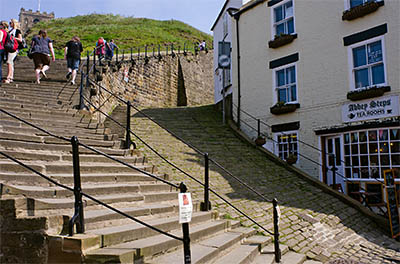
[{"xmin": 231, "ymin": 0, "xmax": 400, "ymax": 178}]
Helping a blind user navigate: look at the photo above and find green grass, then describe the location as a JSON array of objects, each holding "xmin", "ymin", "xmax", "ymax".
[{"xmin": 24, "ymin": 14, "xmax": 213, "ymax": 58}]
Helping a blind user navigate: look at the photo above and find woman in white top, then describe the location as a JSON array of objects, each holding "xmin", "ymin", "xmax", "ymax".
[{"xmin": 5, "ymin": 19, "xmax": 23, "ymax": 83}]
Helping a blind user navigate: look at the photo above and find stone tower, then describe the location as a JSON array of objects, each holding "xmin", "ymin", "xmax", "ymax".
[{"xmin": 18, "ymin": 8, "xmax": 55, "ymax": 35}]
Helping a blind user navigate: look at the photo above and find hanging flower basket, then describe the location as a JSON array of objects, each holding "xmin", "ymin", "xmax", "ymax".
[
  {"xmin": 286, "ymin": 154, "xmax": 298, "ymax": 165},
  {"xmin": 270, "ymin": 102, "xmax": 299, "ymax": 115},
  {"xmin": 347, "ymin": 86, "xmax": 390, "ymax": 101},
  {"xmin": 255, "ymin": 136, "xmax": 266, "ymax": 146},
  {"xmin": 268, "ymin": 34, "xmax": 297, "ymax": 49},
  {"xmin": 342, "ymin": 1, "xmax": 384, "ymax": 21}
]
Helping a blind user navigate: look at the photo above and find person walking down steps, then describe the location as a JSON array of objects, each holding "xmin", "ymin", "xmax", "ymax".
[
  {"xmin": 64, "ymin": 36, "xmax": 83, "ymax": 85},
  {"xmin": 30, "ymin": 29, "xmax": 55, "ymax": 84}
]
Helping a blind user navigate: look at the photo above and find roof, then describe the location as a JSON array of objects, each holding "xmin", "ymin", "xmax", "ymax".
[
  {"xmin": 210, "ymin": 0, "xmax": 231, "ymax": 31},
  {"xmin": 233, "ymin": 0, "xmax": 267, "ymax": 18}
]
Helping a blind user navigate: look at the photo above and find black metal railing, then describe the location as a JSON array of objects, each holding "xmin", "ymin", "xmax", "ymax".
[
  {"xmin": 231, "ymin": 103, "xmax": 387, "ymax": 196},
  {"xmin": 0, "ymin": 107, "xmax": 192, "ymax": 263},
  {"xmin": 75, "ymin": 67, "xmax": 283, "ymax": 261}
]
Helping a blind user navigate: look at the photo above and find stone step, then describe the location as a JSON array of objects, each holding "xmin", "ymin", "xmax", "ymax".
[
  {"xmin": 213, "ymin": 244, "xmax": 260, "ymax": 264},
  {"xmin": 0, "ymin": 139, "xmax": 129, "ymax": 156},
  {"xmin": 0, "ymin": 85, "xmax": 77, "ymax": 98},
  {"xmin": 44, "ymin": 162, "xmax": 155, "ymax": 174},
  {"xmin": 148, "ymin": 227, "xmax": 259, "ymax": 264},
  {"xmin": 84, "ymin": 215, "xmax": 228, "ymax": 263},
  {"xmin": 26, "ymin": 191, "xmax": 178, "ymax": 211},
  {"xmin": 0, "ymin": 172, "xmax": 162, "ymax": 186},
  {"xmin": 2, "ymin": 182, "xmax": 173, "ymax": 199}
]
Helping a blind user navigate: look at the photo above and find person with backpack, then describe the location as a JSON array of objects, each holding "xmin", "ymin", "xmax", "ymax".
[
  {"xmin": 64, "ymin": 36, "xmax": 83, "ymax": 85},
  {"xmin": 95, "ymin": 37, "xmax": 106, "ymax": 65},
  {"xmin": 0, "ymin": 24, "xmax": 6, "ymax": 85},
  {"xmin": 5, "ymin": 19, "xmax": 23, "ymax": 83},
  {"xmin": 1, "ymin": 21, "xmax": 9, "ymax": 64},
  {"xmin": 30, "ymin": 29, "xmax": 55, "ymax": 84},
  {"xmin": 105, "ymin": 39, "xmax": 118, "ymax": 61}
]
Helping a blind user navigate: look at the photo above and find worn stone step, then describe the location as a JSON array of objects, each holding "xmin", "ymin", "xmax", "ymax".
[
  {"xmin": 44, "ymin": 162, "xmax": 155, "ymax": 174},
  {"xmin": 61, "ymin": 154, "xmax": 146, "ymax": 164},
  {"xmin": 2, "ymin": 182, "xmax": 173, "ymax": 199},
  {"xmin": 84, "ymin": 216, "xmax": 227, "ymax": 263},
  {"xmin": 213, "ymin": 243, "xmax": 260, "ymax": 264},
  {"xmin": 0, "ymin": 87, "xmax": 77, "ymax": 100},
  {"xmin": 0, "ymin": 131, "xmax": 44, "ymax": 143},
  {"xmin": 0, "ymin": 140, "xmax": 128, "ymax": 156},
  {"xmin": 53, "ymin": 172, "xmax": 165, "ymax": 185},
  {"xmin": 148, "ymin": 227, "xmax": 257, "ymax": 264},
  {"xmin": 27, "ymin": 191, "xmax": 178, "ymax": 211},
  {"xmin": 43, "ymin": 137, "xmax": 117, "ymax": 148}
]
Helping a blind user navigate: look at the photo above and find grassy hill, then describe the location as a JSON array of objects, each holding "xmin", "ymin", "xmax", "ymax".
[{"xmin": 25, "ymin": 14, "xmax": 213, "ymax": 58}]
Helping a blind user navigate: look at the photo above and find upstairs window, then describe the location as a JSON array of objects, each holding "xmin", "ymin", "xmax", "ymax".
[
  {"xmin": 275, "ymin": 65, "xmax": 297, "ymax": 103},
  {"xmin": 351, "ymin": 38, "xmax": 386, "ymax": 89},
  {"xmin": 349, "ymin": 0, "xmax": 381, "ymax": 8},
  {"xmin": 273, "ymin": 0, "xmax": 294, "ymax": 36}
]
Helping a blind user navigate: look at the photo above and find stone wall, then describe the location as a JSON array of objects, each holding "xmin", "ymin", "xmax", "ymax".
[
  {"xmin": 89, "ymin": 51, "xmax": 214, "ymax": 123},
  {"xmin": 0, "ymin": 198, "xmax": 48, "ymax": 263}
]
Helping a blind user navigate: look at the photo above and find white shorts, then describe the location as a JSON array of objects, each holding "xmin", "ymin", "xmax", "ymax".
[{"xmin": 6, "ymin": 52, "xmax": 17, "ymax": 65}]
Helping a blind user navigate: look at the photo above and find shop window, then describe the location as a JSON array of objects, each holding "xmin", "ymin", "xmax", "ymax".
[
  {"xmin": 276, "ymin": 132, "xmax": 298, "ymax": 161},
  {"xmin": 366, "ymin": 182, "xmax": 384, "ymax": 205},
  {"xmin": 343, "ymin": 127, "xmax": 400, "ymax": 180},
  {"xmin": 347, "ymin": 181, "xmax": 361, "ymax": 202},
  {"xmin": 349, "ymin": 37, "xmax": 386, "ymax": 90}
]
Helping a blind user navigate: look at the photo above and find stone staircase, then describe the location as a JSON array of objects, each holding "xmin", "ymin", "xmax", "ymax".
[{"xmin": 0, "ymin": 56, "xmax": 318, "ymax": 263}]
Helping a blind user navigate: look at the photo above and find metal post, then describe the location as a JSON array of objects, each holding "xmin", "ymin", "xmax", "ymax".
[
  {"xmin": 171, "ymin": 44, "xmax": 174, "ymax": 55},
  {"xmin": 86, "ymin": 51, "xmax": 90, "ymax": 75},
  {"xmin": 116, "ymin": 48, "xmax": 119, "ymax": 64},
  {"xmin": 79, "ymin": 73, "xmax": 84, "ymax": 110},
  {"xmin": 122, "ymin": 49, "xmax": 125, "ymax": 61},
  {"xmin": 93, "ymin": 48, "xmax": 96, "ymax": 76},
  {"xmin": 69, "ymin": 136, "xmax": 85, "ymax": 236},
  {"xmin": 158, "ymin": 44, "xmax": 161, "ymax": 57},
  {"xmin": 152, "ymin": 45, "xmax": 155, "ymax": 57},
  {"xmin": 130, "ymin": 48, "xmax": 133, "ymax": 61},
  {"xmin": 145, "ymin": 45, "xmax": 148, "ymax": 58},
  {"xmin": 138, "ymin": 47, "xmax": 140, "ymax": 60},
  {"xmin": 257, "ymin": 119, "xmax": 261, "ymax": 137},
  {"xmin": 125, "ymin": 101, "xmax": 132, "ymax": 149},
  {"xmin": 179, "ymin": 183, "xmax": 191, "ymax": 264},
  {"xmin": 201, "ymin": 153, "xmax": 210, "ymax": 211},
  {"xmin": 272, "ymin": 198, "xmax": 281, "ymax": 263},
  {"xmin": 222, "ymin": 67, "xmax": 226, "ymax": 124},
  {"xmin": 331, "ymin": 154, "xmax": 337, "ymax": 188}
]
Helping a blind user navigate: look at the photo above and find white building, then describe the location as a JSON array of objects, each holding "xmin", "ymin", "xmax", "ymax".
[
  {"xmin": 211, "ymin": 0, "xmax": 252, "ymax": 105},
  {"xmin": 228, "ymin": 0, "xmax": 399, "ymax": 203}
]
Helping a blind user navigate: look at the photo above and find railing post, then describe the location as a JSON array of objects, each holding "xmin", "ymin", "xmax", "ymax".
[
  {"xmin": 130, "ymin": 47, "xmax": 133, "ymax": 61},
  {"xmin": 79, "ymin": 72, "xmax": 85, "ymax": 110},
  {"xmin": 331, "ymin": 154, "xmax": 337, "ymax": 188},
  {"xmin": 116, "ymin": 48, "xmax": 119, "ymax": 64},
  {"xmin": 69, "ymin": 136, "xmax": 85, "ymax": 236},
  {"xmin": 179, "ymin": 183, "xmax": 191, "ymax": 264},
  {"xmin": 86, "ymin": 51, "xmax": 90, "ymax": 75},
  {"xmin": 93, "ymin": 48, "xmax": 96, "ymax": 76},
  {"xmin": 257, "ymin": 119, "xmax": 261, "ymax": 137},
  {"xmin": 158, "ymin": 44, "xmax": 161, "ymax": 57},
  {"xmin": 201, "ymin": 153, "xmax": 211, "ymax": 211},
  {"xmin": 125, "ymin": 101, "xmax": 132, "ymax": 149},
  {"xmin": 272, "ymin": 198, "xmax": 281, "ymax": 263},
  {"xmin": 138, "ymin": 47, "xmax": 141, "ymax": 60},
  {"xmin": 145, "ymin": 45, "xmax": 148, "ymax": 58}
]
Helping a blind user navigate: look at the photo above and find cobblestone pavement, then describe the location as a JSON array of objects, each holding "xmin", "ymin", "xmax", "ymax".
[{"xmin": 125, "ymin": 105, "xmax": 400, "ymax": 263}]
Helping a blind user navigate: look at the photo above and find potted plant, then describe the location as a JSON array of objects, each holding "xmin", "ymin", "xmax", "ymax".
[
  {"xmin": 255, "ymin": 136, "xmax": 266, "ymax": 146},
  {"xmin": 268, "ymin": 33, "xmax": 297, "ymax": 49},
  {"xmin": 342, "ymin": 1, "xmax": 384, "ymax": 21},
  {"xmin": 270, "ymin": 101, "xmax": 299, "ymax": 115},
  {"xmin": 347, "ymin": 86, "xmax": 390, "ymax": 101},
  {"xmin": 286, "ymin": 153, "xmax": 298, "ymax": 165}
]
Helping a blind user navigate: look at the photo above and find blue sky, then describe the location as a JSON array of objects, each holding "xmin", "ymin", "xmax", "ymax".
[{"xmin": 1, "ymin": 0, "xmax": 226, "ymax": 34}]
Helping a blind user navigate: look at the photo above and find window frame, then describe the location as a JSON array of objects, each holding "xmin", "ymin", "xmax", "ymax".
[
  {"xmin": 270, "ymin": 0, "xmax": 296, "ymax": 39},
  {"xmin": 347, "ymin": 35, "xmax": 387, "ymax": 91},
  {"xmin": 275, "ymin": 131, "xmax": 299, "ymax": 162},
  {"xmin": 345, "ymin": 0, "xmax": 383, "ymax": 10},
  {"xmin": 272, "ymin": 62, "xmax": 298, "ymax": 104}
]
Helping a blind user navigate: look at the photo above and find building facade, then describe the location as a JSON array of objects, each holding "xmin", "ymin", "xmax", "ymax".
[{"xmin": 229, "ymin": 0, "xmax": 399, "ymax": 202}]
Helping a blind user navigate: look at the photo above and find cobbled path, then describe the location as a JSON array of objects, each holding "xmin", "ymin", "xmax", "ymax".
[{"xmin": 124, "ymin": 105, "xmax": 400, "ymax": 263}]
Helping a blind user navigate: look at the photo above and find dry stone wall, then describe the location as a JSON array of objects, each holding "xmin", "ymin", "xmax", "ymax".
[{"xmin": 90, "ymin": 51, "xmax": 214, "ymax": 122}]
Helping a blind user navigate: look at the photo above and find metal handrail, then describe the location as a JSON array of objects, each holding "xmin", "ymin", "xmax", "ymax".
[{"xmin": 231, "ymin": 104, "xmax": 387, "ymax": 187}]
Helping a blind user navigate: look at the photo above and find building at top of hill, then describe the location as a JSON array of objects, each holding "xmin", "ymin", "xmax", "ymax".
[{"xmin": 19, "ymin": 8, "xmax": 55, "ymax": 35}]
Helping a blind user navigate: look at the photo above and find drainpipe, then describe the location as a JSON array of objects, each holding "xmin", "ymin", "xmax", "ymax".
[{"xmin": 227, "ymin": 8, "xmax": 241, "ymax": 128}]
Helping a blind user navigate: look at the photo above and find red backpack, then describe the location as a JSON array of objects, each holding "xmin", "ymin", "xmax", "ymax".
[{"xmin": 3, "ymin": 31, "xmax": 18, "ymax": 53}]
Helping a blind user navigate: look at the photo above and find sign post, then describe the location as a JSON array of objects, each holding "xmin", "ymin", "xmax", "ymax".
[
  {"xmin": 384, "ymin": 169, "xmax": 400, "ymax": 239},
  {"xmin": 218, "ymin": 41, "xmax": 231, "ymax": 124}
]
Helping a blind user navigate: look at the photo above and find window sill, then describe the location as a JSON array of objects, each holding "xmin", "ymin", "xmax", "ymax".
[
  {"xmin": 268, "ymin": 34, "xmax": 298, "ymax": 49},
  {"xmin": 270, "ymin": 102, "xmax": 300, "ymax": 115},
  {"xmin": 342, "ymin": 1, "xmax": 384, "ymax": 21},
  {"xmin": 347, "ymin": 86, "xmax": 390, "ymax": 101}
]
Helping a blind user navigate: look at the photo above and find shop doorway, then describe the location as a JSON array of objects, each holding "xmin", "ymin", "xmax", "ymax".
[{"xmin": 326, "ymin": 136, "xmax": 345, "ymax": 192}]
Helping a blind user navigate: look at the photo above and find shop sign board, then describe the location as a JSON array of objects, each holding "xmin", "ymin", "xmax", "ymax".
[
  {"xmin": 342, "ymin": 95, "xmax": 399, "ymax": 123},
  {"xmin": 384, "ymin": 169, "xmax": 400, "ymax": 239},
  {"xmin": 178, "ymin": 193, "xmax": 193, "ymax": 224}
]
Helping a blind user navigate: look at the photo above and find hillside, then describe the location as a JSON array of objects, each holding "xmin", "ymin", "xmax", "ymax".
[{"xmin": 24, "ymin": 14, "xmax": 213, "ymax": 58}]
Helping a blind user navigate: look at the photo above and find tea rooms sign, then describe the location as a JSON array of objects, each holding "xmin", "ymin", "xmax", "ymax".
[{"xmin": 342, "ymin": 95, "xmax": 399, "ymax": 123}]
